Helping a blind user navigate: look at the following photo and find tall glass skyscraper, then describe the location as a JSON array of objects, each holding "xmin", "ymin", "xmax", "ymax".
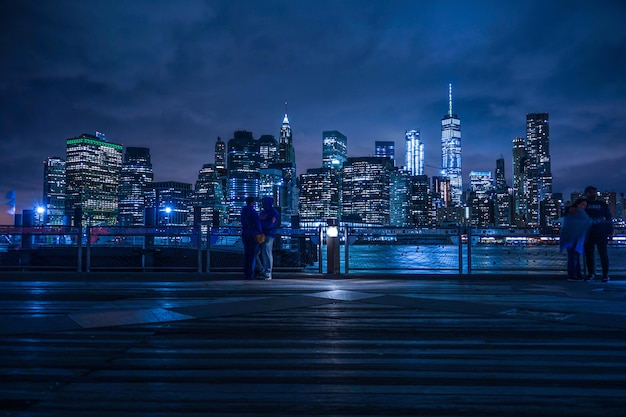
[
  {"xmin": 526, "ymin": 112, "xmax": 552, "ymax": 227},
  {"xmin": 441, "ymin": 84, "xmax": 462, "ymax": 206},
  {"xmin": 512, "ymin": 136, "xmax": 528, "ymax": 225},
  {"xmin": 118, "ymin": 147, "xmax": 153, "ymax": 226},
  {"xmin": 214, "ymin": 136, "xmax": 226, "ymax": 170},
  {"xmin": 42, "ymin": 156, "xmax": 66, "ymax": 225},
  {"xmin": 279, "ymin": 111, "xmax": 295, "ymax": 165},
  {"xmin": 227, "ymin": 131, "xmax": 260, "ymax": 223},
  {"xmin": 404, "ymin": 129, "xmax": 424, "ymax": 176},
  {"xmin": 65, "ymin": 132, "xmax": 123, "ymax": 225},
  {"xmin": 322, "ymin": 130, "xmax": 347, "ymax": 169},
  {"xmin": 276, "ymin": 112, "xmax": 298, "ymax": 222}
]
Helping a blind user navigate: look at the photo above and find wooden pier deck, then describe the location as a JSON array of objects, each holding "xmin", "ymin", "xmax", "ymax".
[{"xmin": 1, "ymin": 272, "xmax": 625, "ymax": 416}]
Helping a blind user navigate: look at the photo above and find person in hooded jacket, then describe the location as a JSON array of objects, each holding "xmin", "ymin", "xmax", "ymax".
[
  {"xmin": 583, "ymin": 186, "xmax": 613, "ymax": 282},
  {"xmin": 560, "ymin": 198, "xmax": 592, "ymax": 281},
  {"xmin": 240, "ymin": 196, "xmax": 262, "ymax": 280},
  {"xmin": 257, "ymin": 196, "xmax": 280, "ymax": 280}
]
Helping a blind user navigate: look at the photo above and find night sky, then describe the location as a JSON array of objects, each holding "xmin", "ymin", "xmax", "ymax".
[{"xmin": 2, "ymin": 0, "xmax": 626, "ymax": 223}]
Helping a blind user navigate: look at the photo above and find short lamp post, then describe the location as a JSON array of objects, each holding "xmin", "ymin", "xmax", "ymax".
[{"xmin": 326, "ymin": 218, "xmax": 340, "ymax": 275}]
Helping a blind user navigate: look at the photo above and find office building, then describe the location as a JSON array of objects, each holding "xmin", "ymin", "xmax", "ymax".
[
  {"xmin": 214, "ymin": 136, "xmax": 226, "ymax": 170},
  {"xmin": 432, "ymin": 176, "xmax": 451, "ymax": 209},
  {"xmin": 279, "ymin": 111, "xmax": 296, "ymax": 165},
  {"xmin": 65, "ymin": 132, "xmax": 123, "ymax": 225},
  {"xmin": 299, "ymin": 167, "xmax": 340, "ymax": 225},
  {"xmin": 146, "ymin": 181, "xmax": 193, "ymax": 226},
  {"xmin": 227, "ymin": 131, "xmax": 260, "ymax": 223},
  {"xmin": 495, "ymin": 157, "xmax": 507, "ymax": 191},
  {"xmin": 118, "ymin": 147, "xmax": 153, "ymax": 226},
  {"xmin": 512, "ymin": 136, "xmax": 528, "ymax": 226},
  {"xmin": 341, "ymin": 157, "xmax": 392, "ymax": 226},
  {"xmin": 409, "ymin": 175, "xmax": 432, "ymax": 227},
  {"xmin": 526, "ymin": 113, "xmax": 553, "ymax": 227},
  {"xmin": 441, "ymin": 84, "xmax": 463, "ymax": 206},
  {"xmin": 390, "ymin": 168, "xmax": 411, "ymax": 227},
  {"xmin": 42, "ymin": 156, "xmax": 66, "ymax": 225},
  {"xmin": 275, "ymin": 112, "xmax": 298, "ymax": 222},
  {"xmin": 375, "ymin": 141, "xmax": 395, "ymax": 164},
  {"xmin": 404, "ymin": 130, "xmax": 424, "ymax": 176},
  {"xmin": 468, "ymin": 170, "xmax": 494, "ymax": 227},
  {"xmin": 193, "ymin": 163, "xmax": 227, "ymax": 229},
  {"xmin": 258, "ymin": 135, "xmax": 278, "ymax": 169},
  {"xmin": 322, "ymin": 130, "xmax": 347, "ymax": 169}
]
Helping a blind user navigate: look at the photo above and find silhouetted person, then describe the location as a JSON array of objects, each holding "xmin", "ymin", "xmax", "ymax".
[
  {"xmin": 583, "ymin": 186, "xmax": 613, "ymax": 282},
  {"xmin": 240, "ymin": 196, "xmax": 262, "ymax": 280},
  {"xmin": 257, "ymin": 196, "xmax": 280, "ymax": 280},
  {"xmin": 560, "ymin": 198, "xmax": 591, "ymax": 282}
]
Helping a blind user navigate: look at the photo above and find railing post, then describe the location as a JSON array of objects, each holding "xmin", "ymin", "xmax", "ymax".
[
  {"xmin": 196, "ymin": 225, "xmax": 202, "ymax": 273},
  {"xmin": 85, "ymin": 226, "xmax": 91, "ymax": 273},
  {"xmin": 458, "ymin": 224, "xmax": 463, "ymax": 276},
  {"xmin": 344, "ymin": 226, "xmax": 349, "ymax": 275},
  {"xmin": 467, "ymin": 225, "xmax": 472, "ymax": 276},
  {"xmin": 318, "ymin": 227, "xmax": 323, "ymax": 274},
  {"xmin": 76, "ymin": 226, "xmax": 83, "ymax": 272},
  {"xmin": 206, "ymin": 227, "xmax": 212, "ymax": 273}
]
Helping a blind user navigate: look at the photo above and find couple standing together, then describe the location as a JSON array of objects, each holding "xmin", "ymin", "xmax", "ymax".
[
  {"xmin": 560, "ymin": 186, "xmax": 613, "ymax": 282},
  {"xmin": 240, "ymin": 196, "xmax": 280, "ymax": 280}
]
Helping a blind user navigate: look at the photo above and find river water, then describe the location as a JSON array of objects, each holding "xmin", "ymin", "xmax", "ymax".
[{"xmin": 313, "ymin": 243, "xmax": 626, "ymax": 276}]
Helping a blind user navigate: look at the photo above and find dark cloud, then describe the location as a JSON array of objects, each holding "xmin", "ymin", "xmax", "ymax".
[{"xmin": 1, "ymin": 0, "xmax": 625, "ymax": 221}]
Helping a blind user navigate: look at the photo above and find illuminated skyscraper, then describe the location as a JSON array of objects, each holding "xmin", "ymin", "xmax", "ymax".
[
  {"xmin": 526, "ymin": 112, "xmax": 552, "ymax": 227},
  {"xmin": 512, "ymin": 136, "xmax": 528, "ymax": 225},
  {"xmin": 495, "ymin": 157, "xmax": 507, "ymax": 191},
  {"xmin": 404, "ymin": 130, "xmax": 424, "ymax": 176},
  {"xmin": 227, "ymin": 131, "xmax": 260, "ymax": 223},
  {"xmin": 214, "ymin": 136, "xmax": 226, "ymax": 170},
  {"xmin": 341, "ymin": 157, "xmax": 392, "ymax": 225},
  {"xmin": 147, "ymin": 181, "xmax": 193, "ymax": 226},
  {"xmin": 432, "ymin": 176, "xmax": 451, "ymax": 208},
  {"xmin": 409, "ymin": 175, "xmax": 431, "ymax": 227},
  {"xmin": 390, "ymin": 168, "xmax": 410, "ymax": 227},
  {"xmin": 441, "ymin": 84, "xmax": 462, "ymax": 206},
  {"xmin": 299, "ymin": 167, "xmax": 340, "ymax": 225},
  {"xmin": 259, "ymin": 135, "xmax": 278, "ymax": 168},
  {"xmin": 193, "ymin": 163, "xmax": 227, "ymax": 229},
  {"xmin": 322, "ymin": 130, "xmax": 347, "ymax": 169},
  {"xmin": 118, "ymin": 147, "xmax": 153, "ymax": 225},
  {"xmin": 469, "ymin": 171, "xmax": 492, "ymax": 199},
  {"xmin": 375, "ymin": 141, "xmax": 395, "ymax": 164},
  {"xmin": 42, "ymin": 156, "xmax": 66, "ymax": 225},
  {"xmin": 494, "ymin": 157, "xmax": 513, "ymax": 227},
  {"xmin": 278, "ymin": 109, "xmax": 295, "ymax": 165},
  {"xmin": 468, "ymin": 171, "xmax": 493, "ymax": 227},
  {"xmin": 65, "ymin": 132, "xmax": 123, "ymax": 225},
  {"xmin": 276, "ymin": 111, "xmax": 298, "ymax": 221}
]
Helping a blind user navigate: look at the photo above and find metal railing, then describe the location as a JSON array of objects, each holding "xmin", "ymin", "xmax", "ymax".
[{"xmin": 1, "ymin": 224, "xmax": 624, "ymax": 276}]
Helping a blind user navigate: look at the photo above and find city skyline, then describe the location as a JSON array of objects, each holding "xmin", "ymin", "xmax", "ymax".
[{"xmin": 2, "ymin": 1, "xmax": 626, "ymax": 223}]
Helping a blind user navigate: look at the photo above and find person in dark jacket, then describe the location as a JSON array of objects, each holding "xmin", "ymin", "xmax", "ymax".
[
  {"xmin": 583, "ymin": 186, "xmax": 613, "ymax": 282},
  {"xmin": 240, "ymin": 196, "xmax": 262, "ymax": 280},
  {"xmin": 560, "ymin": 198, "xmax": 591, "ymax": 281},
  {"xmin": 257, "ymin": 196, "xmax": 280, "ymax": 280}
]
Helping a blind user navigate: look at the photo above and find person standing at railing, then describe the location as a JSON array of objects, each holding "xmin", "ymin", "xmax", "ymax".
[
  {"xmin": 240, "ymin": 196, "xmax": 263, "ymax": 280},
  {"xmin": 583, "ymin": 186, "xmax": 613, "ymax": 282},
  {"xmin": 257, "ymin": 196, "xmax": 280, "ymax": 280},
  {"xmin": 560, "ymin": 198, "xmax": 591, "ymax": 282}
]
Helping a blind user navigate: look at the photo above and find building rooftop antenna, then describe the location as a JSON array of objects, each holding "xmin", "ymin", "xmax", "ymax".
[{"xmin": 448, "ymin": 83, "xmax": 453, "ymax": 117}]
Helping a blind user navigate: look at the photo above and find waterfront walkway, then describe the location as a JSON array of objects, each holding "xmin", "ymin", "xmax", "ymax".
[{"xmin": 1, "ymin": 272, "xmax": 625, "ymax": 416}]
